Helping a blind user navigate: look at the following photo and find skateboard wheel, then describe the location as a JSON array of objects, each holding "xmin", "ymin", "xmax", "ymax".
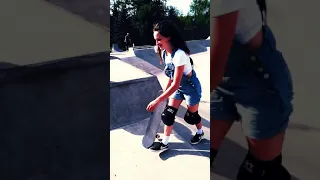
[{"xmin": 155, "ymin": 134, "xmax": 160, "ymax": 138}]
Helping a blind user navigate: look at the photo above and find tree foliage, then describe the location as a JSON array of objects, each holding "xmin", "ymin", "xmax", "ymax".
[{"xmin": 110, "ymin": 0, "xmax": 210, "ymax": 49}]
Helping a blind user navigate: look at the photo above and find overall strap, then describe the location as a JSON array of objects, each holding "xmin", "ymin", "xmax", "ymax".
[
  {"xmin": 256, "ymin": 0, "xmax": 267, "ymax": 26},
  {"xmin": 162, "ymin": 50, "xmax": 166, "ymax": 64},
  {"xmin": 162, "ymin": 48, "xmax": 178, "ymax": 63}
]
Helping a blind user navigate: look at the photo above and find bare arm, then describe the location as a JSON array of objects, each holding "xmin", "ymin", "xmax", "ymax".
[
  {"xmin": 210, "ymin": 11, "xmax": 239, "ymax": 92},
  {"xmin": 164, "ymin": 78, "xmax": 172, "ymax": 91},
  {"xmin": 157, "ymin": 65, "xmax": 184, "ymax": 102}
]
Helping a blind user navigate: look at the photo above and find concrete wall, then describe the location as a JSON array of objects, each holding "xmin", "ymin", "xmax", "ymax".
[
  {"xmin": 110, "ymin": 59, "xmax": 163, "ymax": 129},
  {"xmin": 110, "ymin": 76, "xmax": 162, "ymax": 129},
  {"xmin": 0, "ymin": 52, "xmax": 109, "ymax": 180}
]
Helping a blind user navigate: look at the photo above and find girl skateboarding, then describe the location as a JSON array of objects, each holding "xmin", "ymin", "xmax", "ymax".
[
  {"xmin": 210, "ymin": 0, "xmax": 293, "ymax": 179},
  {"xmin": 146, "ymin": 20, "xmax": 204, "ymax": 151}
]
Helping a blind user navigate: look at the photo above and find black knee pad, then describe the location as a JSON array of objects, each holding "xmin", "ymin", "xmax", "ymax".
[
  {"xmin": 237, "ymin": 152, "xmax": 291, "ymax": 180},
  {"xmin": 161, "ymin": 106, "xmax": 178, "ymax": 126},
  {"xmin": 184, "ymin": 110, "xmax": 201, "ymax": 125}
]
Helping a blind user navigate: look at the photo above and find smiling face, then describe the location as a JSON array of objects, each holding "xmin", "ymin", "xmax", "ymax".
[{"xmin": 153, "ymin": 31, "xmax": 171, "ymax": 51}]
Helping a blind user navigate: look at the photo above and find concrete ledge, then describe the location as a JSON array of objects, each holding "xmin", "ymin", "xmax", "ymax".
[
  {"xmin": 110, "ymin": 60, "xmax": 162, "ymax": 129},
  {"xmin": 0, "ymin": 51, "xmax": 109, "ymax": 84}
]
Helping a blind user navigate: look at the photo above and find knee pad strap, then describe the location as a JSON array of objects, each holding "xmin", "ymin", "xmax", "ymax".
[
  {"xmin": 161, "ymin": 106, "xmax": 178, "ymax": 126},
  {"xmin": 184, "ymin": 110, "xmax": 201, "ymax": 125}
]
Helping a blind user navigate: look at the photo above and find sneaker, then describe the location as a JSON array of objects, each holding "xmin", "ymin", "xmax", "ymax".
[
  {"xmin": 149, "ymin": 141, "xmax": 169, "ymax": 152},
  {"xmin": 190, "ymin": 131, "xmax": 204, "ymax": 144}
]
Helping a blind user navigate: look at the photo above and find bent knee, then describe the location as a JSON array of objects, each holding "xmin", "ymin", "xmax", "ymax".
[{"xmin": 247, "ymin": 132, "xmax": 286, "ymax": 161}]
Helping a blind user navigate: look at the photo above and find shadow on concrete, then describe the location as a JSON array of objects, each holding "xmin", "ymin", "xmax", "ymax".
[
  {"xmin": 167, "ymin": 105, "xmax": 210, "ymax": 158},
  {"xmin": 133, "ymin": 49, "xmax": 165, "ymax": 70},
  {"xmin": 288, "ymin": 122, "xmax": 320, "ymax": 132},
  {"xmin": 158, "ymin": 141, "xmax": 210, "ymax": 161},
  {"xmin": 110, "ymin": 56, "xmax": 119, "ymax": 60},
  {"xmin": 114, "ymin": 103, "xmax": 210, "ymax": 160},
  {"xmin": 0, "ymin": 62, "xmax": 18, "ymax": 70},
  {"xmin": 200, "ymin": 100, "xmax": 210, "ymax": 104},
  {"xmin": 211, "ymin": 138, "xmax": 301, "ymax": 180},
  {"xmin": 186, "ymin": 40, "xmax": 209, "ymax": 55}
]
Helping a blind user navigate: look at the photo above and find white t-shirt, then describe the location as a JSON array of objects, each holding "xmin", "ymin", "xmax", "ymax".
[
  {"xmin": 211, "ymin": 0, "xmax": 263, "ymax": 44},
  {"xmin": 164, "ymin": 49, "xmax": 192, "ymax": 75}
]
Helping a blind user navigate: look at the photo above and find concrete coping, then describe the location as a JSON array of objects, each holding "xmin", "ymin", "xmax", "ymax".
[{"xmin": 110, "ymin": 59, "xmax": 153, "ymax": 87}]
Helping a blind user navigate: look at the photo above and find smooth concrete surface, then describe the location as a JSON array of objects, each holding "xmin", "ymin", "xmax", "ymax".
[
  {"xmin": 110, "ymin": 119, "xmax": 210, "ymax": 180},
  {"xmin": 45, "ymin": 0, "xmax": 110, "ymax": 28},
  {"xmin": 0, "ymin": 0, "xmax": 109, "ymax": 65},
  {"xmin": 211, "ymin": 1, "xmax": 320, "ymax": 179},
  {"xmin": 0, "ymin": 53, "xmax": 109, "ymax": 180},
  {"xmin": 110, "ymin": 60, "xmax": 153, "ymax": 83}
]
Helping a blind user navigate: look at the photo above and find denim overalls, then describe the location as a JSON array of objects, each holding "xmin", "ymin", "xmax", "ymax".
[
  {"xmin": 211, "ymin": 25, "xmax": 294, "ymax": 139},
  {"xmin": 162, "ymin": 49, "xmax": 202, "ymax": 106}
]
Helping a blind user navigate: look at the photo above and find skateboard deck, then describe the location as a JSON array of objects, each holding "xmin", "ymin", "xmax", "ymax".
[{"xmin": 142, "ymin": 90, "xmax": 168, "ymax": 149}]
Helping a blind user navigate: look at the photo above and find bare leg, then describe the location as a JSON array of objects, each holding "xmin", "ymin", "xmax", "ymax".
[
  {"xmin": 210, "ymin": 120, "xmax": 233, "ymax": 150},
  {"xmin": 246, "ymin": 132, "xmax": 286, "ymax": 161},
  {"xmin": 210, "ymin": 120, "xmax": 234, "ymax": 167}
]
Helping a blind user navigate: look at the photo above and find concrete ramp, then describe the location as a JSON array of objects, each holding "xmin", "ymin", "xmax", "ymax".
[
  {"xmin": 110, "ymin": 59, "xmax": 162, "ymax": 129},
  {"xmin": 199, "ymin": 39, "xmax": 210, "ymax": 49},
  {"xmin": 186, "ymin": 40, "xmax": 208, "ymax": 54},
  {"xmin": 112, "ymin": 44, "xmax": 123, "ymax": 53},
  {"xmin": 133, "ymin": 48, "xmax": 163, "ymax": 69}
]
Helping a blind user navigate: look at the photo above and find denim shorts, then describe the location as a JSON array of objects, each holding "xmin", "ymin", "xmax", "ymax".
[
  {"xmin": 210, "ymin": 26, "xmax": 294, "ymax": 139},
  {"xmin": 170, "ymin": 70, "xmax": 202, "ymax": 106}
]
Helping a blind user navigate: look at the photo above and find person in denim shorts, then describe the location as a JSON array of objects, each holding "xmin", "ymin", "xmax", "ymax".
[
  {"xmin": 210, "ymin": 0, "xmax": 293, "ymax": 179},
  {"xmin": 146, "ymin": 20, "xmax": 204, "ymax": 151}
]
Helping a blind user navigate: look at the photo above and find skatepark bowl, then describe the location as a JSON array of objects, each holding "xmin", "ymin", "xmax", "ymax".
[
  {"xmin": 0, "ymin": 0, "xmax": 110, "ymax": 179},
  {"xmin": 110, "ymin": 39, "xmax": 211, "ymax": 180}
]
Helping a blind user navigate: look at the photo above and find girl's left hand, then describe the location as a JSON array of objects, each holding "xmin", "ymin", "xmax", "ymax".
[{"xmin": 146, "ymin": 99, "xmax": 161, "ymax": 112}]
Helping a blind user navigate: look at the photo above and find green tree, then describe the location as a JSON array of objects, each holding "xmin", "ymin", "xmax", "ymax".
[
  {"xmin": 189, "ymin": 0, "xmax": 210, "ymax": 39},
  {"xmin": 110, "ymin": 0, "xmax": 208, "ymax": 48}
]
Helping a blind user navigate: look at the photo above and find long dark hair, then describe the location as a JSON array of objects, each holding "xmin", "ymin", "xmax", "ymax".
[{"xmin": 153, "ymin": 20, "xmax": 190, "ymax": 60}]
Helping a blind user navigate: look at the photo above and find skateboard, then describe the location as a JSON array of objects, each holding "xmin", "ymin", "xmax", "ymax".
[{"xmin": 142, "ymin": 90, "xmax": 168, "ymax": 149}]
